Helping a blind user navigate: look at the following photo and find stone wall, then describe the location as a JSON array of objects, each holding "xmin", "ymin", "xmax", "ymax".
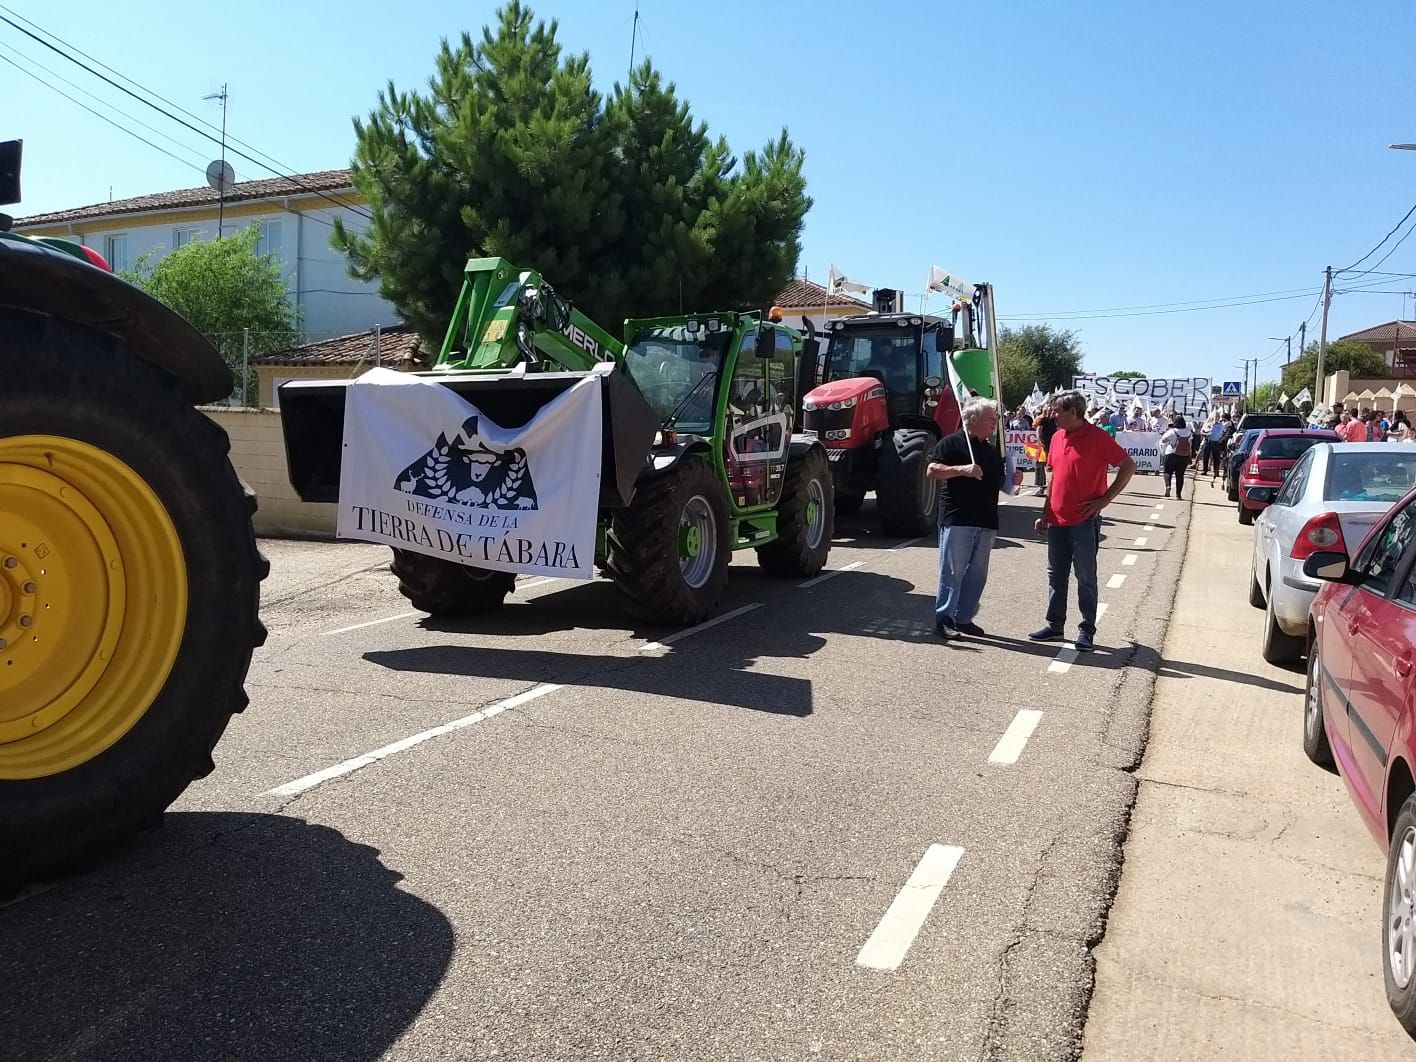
[{"xmin": 200, "ymin": 407, "xmax": 336, "ymax": 536}]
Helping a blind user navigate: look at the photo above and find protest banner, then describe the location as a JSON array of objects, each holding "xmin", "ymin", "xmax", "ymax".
[
  {"xmin": 1071, "ymin": 375, "xmax": 1213, "ymax": 419},
  {"xmin": 1115, "ymin": 430, "xmax": 1163, "ymax": 472}
]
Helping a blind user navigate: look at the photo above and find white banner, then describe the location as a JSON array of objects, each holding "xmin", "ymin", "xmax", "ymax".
[
  {"xmin": 1005, "ymin": 428, "xmax": 1040, "ymax": 469},
  {"xmin": 1115, "ymin": 430, "xmax": 1163, "ymax": 473},
  {"xmin": 337, "ymin": 367, "xmax": 603, "ymax": 579},
  {"xmin": 1071, "ymin": 375, "xmax": 1212, "ymax": 419}
]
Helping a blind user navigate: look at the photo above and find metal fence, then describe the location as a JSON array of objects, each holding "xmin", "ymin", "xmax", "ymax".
[{"xmin": 202, "ymin": 327, "xmax": 392, "ymax": 408}]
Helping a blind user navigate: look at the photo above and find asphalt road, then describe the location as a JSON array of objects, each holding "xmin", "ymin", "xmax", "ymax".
[{"xmin": 1, "ymin": 477, "xmax": 1190, "ymax": 1062}]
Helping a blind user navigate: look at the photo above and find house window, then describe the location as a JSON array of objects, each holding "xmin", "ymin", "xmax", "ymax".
[
  {"xmin": 103, "ymin": 234, "xmax": 130, "ymax": 272},
  {"xmin": 174, "ymin": 227, "xmax": 202, "ymax": 250},
  {"xmin": 254, "ymin": 219, "xmax": 282, "ymax": 258}
]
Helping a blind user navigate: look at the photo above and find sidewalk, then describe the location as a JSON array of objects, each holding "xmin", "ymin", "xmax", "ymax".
[{"xmin": 1083, "ymin": 479, "xmax": 1416, "ymax": 1059}]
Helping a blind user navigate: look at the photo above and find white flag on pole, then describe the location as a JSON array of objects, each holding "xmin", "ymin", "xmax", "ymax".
[
  {"xmin": 828, "ymin": 263, "xmax": 869, "ymax": 296},
  {"xmin": 1279, "ymin": 391, "xmax": 1291, "ymax": 407},
  {"xmin": 1294, "ymin": 387, "xmax": 1312, "ymax": 404},
  {"xmin": 926, "ymin": 265, "xmax": 974, "ymax": 302}
]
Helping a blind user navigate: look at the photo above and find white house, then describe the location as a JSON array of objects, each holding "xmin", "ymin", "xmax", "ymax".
[{"xmin": 14, "ymin": 168, "xmax": 396, "ymax": 341}]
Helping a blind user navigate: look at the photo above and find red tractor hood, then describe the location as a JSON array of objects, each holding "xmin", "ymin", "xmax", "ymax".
[{"xmin": 805, "ymin": 377, "xmax": 882, "ymax": 406}]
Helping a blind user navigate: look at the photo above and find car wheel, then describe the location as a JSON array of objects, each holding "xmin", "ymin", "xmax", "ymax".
[
  {"xmin": 1248, "ymin": 559, "xmax": 1265, "ymax": 608},
  {"xmin": 1261, "ymin": 585, "xmax": 1302, "ymax": 667},
  {"xmin": 1238, "ymin": 499, "xmax": 1254, "ymax": 525},
  {"xmin": 1384, "ymin": 795, "xmax": 1416, "ymax": 1035},
  {"xmin": 1302, "ymin": 635, "xmax": 1336, "ymax": 771}
]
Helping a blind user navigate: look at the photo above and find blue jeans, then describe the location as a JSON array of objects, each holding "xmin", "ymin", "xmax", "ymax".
[
  {"xmin": 1045, "ymin": 518, "xmax": 1101, "ymax": 636},
  {"xmin": 936, "ymin": 524, "xmax": 997, "ymax": 626}
]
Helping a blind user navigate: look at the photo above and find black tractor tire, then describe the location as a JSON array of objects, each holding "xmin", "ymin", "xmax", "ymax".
[
  {"xmin": 834, "ymin": 490, "xmax": 864, "ymax": 515},
  {"xmin": 606, "ymin": 456, "xmax": 730, "ymax": 625},
  {"xmin": 757, "ymin": 447, "xmax": 833, "ymax": 577},
  {"xmin": 1261, "ymin": 589, "xmax": 1303, "ymax": 668},
  {"xmin": 0, "ymin": 315, "xmax": 266, "ymax": 894},
  {"xmin": 1238, "ymin": 500, "xmax": 1255, "ymax": 525},
  {"xmin": 391, "ymin": 551, "xmax": 515, "ymax": 616},
  {"xmin": 876, "ymin": 428, "xmax": 939, "ymax": 536},
  {"xmin": 1303, "ymin": 637, "xmax": 1337, "ymax": 772},
  {"xmin": 1248, "ymin": 560, "xmax": 1266, "ymax": 608}
]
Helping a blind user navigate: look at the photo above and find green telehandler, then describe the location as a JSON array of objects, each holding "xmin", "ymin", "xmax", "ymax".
[{"xmin": 280, "ymin": 257, "xmax": 835, "ymax": 625}]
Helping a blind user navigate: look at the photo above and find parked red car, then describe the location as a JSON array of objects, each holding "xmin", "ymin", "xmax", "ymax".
[
  {"xmin": 1303, "ymin": 484, "xmax": 1416, "ymax": 1035},
  {"xmin": 1237, "ymin": 428, "xmax": 1341, "ymax": 525}
]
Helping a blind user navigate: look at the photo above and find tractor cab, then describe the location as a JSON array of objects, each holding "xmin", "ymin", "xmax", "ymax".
[{"xmin": 814, "ymin": 313, "xmax": 957, "ymax": 435}]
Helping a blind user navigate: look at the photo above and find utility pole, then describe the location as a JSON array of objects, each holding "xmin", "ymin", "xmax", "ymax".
[
  {"xmin": 204, "ymin": 83, "xmax": 229, "ymax": 237},
  {"xmin": 1316, "ymin": 266, "xmax": 1333, "ymax": 411},
  {"xmin": 1298, "ymin": 320, "xmax": 1306, "ymax": 364}
]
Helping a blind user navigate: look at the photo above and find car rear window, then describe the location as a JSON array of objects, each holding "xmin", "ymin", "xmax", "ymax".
[
  {"xmin": 1324, "ymin": 451, "xmax": 1416, "ymax": 502},
  {"xmin": 1256, "ymin": 435, "xmax": 1329, "ymax": 460}
]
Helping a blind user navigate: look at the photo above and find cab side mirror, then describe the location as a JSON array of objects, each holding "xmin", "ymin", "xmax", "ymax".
[
  {"xmin": 755, "ymin": 328, "xmax": 776, "ymax": 358},
  {"xmin": 1302, "ymin": 551, "xmax": 1354, "ymax": 583}
]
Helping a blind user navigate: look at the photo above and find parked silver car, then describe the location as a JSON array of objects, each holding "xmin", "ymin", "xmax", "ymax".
[{"xmin": 1250, "ymin": 442, "xmax": 1416, "ymax": 665}]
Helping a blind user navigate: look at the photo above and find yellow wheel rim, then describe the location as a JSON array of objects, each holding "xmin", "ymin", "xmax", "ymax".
[{"xmin": 0, "ymin": 435, "xmax": 187, "ymax": 779}]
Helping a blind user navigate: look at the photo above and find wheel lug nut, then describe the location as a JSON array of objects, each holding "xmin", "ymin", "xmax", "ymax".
[
  {"xmin": 2, "ymin": 556, "xmax": 15, "ymax": 569},
  {"xmin": 0, "ymin": 638, "xmax": 6, "ymax": 651},
  {"xmin": 17, "ymin": 615, "xmax": 32, "ymax": 628},
  {"xmin": 21, "ymin": 581, "xmax": 36, "ymax": 595}
]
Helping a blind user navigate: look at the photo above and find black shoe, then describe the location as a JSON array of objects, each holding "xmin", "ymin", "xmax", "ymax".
[
  {"xmin": 1075, "ymin": 630, "xmax": 1095, "ymax": 652},
  {"xmin": 956, "ymin": 621, "xmax": 986, "ymax": 637},
  {"xmin": 1028, "ymin": 626, "xmax": 1064, "ymax": 641},
  {"xmin": 935, "ymin": 622, "xmax": 956, "ymax": 641}
]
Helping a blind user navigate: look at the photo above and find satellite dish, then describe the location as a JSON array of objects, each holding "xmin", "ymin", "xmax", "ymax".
[{"xmin": 205, "ymin": 159, "xmax": 235, "ymax": 193}]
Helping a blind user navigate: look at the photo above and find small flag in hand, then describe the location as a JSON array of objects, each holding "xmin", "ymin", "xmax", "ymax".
[{"xmin": 1024, "ymin": 439, "xmax": 1047, "ymax": 463}]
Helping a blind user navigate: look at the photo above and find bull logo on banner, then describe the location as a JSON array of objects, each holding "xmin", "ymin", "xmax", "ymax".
[{"xmin": 395, "ymin": 416, "xmax": 539, "ymax": 511}]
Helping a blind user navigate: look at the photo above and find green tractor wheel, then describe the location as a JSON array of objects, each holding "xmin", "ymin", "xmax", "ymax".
[
  {"xmin": 391, "ymin": 551, "xmax": 516, "ymax": 616},
  {"xmin": 606, "ymin": 455, "xmax": 729, "ymax": 625},
  {"xmin": 757, "ymin": 447, "xmax": 833, "ymax": 576},
  {"xmin": 0, "ymin": 317, "xmax": 266, "ymax": 893}
]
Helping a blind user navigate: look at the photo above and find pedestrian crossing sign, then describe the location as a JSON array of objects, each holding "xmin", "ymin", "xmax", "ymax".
[{"xmin": 1221, "ymin": 381, "xmax": 1243, "ymax": 398}]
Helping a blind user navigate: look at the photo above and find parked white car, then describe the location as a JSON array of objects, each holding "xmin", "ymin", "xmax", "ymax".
[{"xmin": 1250, "ymin": 442, "xmax": 1416, "ymax": 665}]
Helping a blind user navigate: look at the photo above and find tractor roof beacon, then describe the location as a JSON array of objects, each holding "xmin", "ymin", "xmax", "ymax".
[
  {"xmin": 279, "ymin": 257, "xmax": 835, "ymax": 626},
  {"xmin": 0, "ymin": 138, "xmax": 268, "ymax": 895}
]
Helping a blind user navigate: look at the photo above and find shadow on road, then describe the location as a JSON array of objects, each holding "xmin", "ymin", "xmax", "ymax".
[{"xmin": 0, "ymin": 813, "xmax": 452, "ymax": 1062}]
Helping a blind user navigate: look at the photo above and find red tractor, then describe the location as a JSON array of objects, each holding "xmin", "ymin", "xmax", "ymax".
[{"xmin": 800, "ymin": 299, "xmax": 962, "ymax": 535}]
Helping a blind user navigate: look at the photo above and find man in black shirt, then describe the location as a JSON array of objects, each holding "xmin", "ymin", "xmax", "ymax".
[
  {"xmin": 927, "ymin": 397, "xmax": 1024, "ymax": 639},
  {"xmin": 1033, "ymin": 402, "xmax": 1057, "ymax": 493}
]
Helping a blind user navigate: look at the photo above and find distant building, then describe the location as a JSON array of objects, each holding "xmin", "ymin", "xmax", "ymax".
[
  {"xmin": 773, "ymin": 277, "xmax": 871, "ymax": 335},
  {"xmin": 14, "ymin": 168, "xmax": 396, "ymax": 341},
  {"xmin": 1337, "ymin": 320, "xmax": 1416, "ymax": 377},
  {"xmin": 253, "ymin": 326, "xmax": 425, "ymax": 409}
]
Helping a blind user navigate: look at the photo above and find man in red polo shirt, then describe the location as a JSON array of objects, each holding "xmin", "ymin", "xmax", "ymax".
[{"xmin": 1029, "ymin": 390, "xmax": 1137, "ymax": 652}]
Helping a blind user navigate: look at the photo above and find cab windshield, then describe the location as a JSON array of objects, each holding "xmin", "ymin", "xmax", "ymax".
[
  {"xmin": 624, "ymin": 325, "xmax": 733, "ymax": 431},
  {"xmin": 823, "ymin": 327, "xmax": 922, "ymax": 394}
]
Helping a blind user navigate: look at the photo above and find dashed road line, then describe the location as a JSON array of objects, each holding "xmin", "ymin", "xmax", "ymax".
[
  {"xmin": 798, "ymin": 561, "xmax": 866, "ymax": 588},
  {"xmin": 638, "ymin": 602, "xmax": 764, "ymax": 652},
  {"xmin": 1135, "ymin": 537, "xmax": 1148, "ymax": 546},
  {"xmin": 1155, "ymin": 503, "xmax": 1165, "ymax": 510},
  {"xmin": 856, "ymin": 844, "xmax": 965, "ymax": 972},
  {"xmin": 1148, "ymin": 513, "xmax": 1160, "ymax": 521},
  {"xmin": 1106, "ymin": 573, "xmax": 1127, "ymax": 589},
  {"xmin": 1047, "ymin": 604, "xmax": 1106, "ymax": 674},
  {"xmin": 516, "ymin": 576, "xmax": 561, "ymax": 591},
  {"xmin": 1122, "ymin": 554, "xmax": 1137, "ymax": 566},
  {"xmin": 988, "ymin": 710, "xmax": 1043, "ymax": 765},
  {"xmin": 322, "ymin": 611, "xmax": 422, "ymax": 636},
  {"xmin": 890, "ymin": 536, "xmax": 926, "ymax": 551},
  {"xmin": 267, "ymin": 682, "xmax": 562, "ymax": 797}
]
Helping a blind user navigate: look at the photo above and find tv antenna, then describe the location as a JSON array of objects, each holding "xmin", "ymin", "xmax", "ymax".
[{"xmin": 203, "ymin": 83, "xmax": 230, "ymax": 236}]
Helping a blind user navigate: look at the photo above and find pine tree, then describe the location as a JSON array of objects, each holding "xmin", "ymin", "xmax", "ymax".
[{"xmin": 334, "ymin": 2, "xmax": 810, "ymax": 342}]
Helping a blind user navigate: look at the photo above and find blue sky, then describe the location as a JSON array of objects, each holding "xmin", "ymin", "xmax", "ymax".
[{"xmin": 5, "ymin": 0, "xmax": 1415, "ymax": 386}]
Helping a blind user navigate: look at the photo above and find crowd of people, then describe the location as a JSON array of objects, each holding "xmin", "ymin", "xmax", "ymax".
[{"xmin": 1313, "ymin": 406, "xmax": 1412, "ymax": 442}]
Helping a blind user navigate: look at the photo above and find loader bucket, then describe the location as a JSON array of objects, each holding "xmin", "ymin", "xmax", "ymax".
[{"xmin": 279, "ymin": 363, "xmax": 659, "ymax": 509}]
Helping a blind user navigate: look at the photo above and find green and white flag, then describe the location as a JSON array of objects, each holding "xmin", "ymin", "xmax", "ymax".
[
  {"xmin": 1294, "ymin": 387, "xmax": 1312, "ymax": 405},
  {"xmin": 1279, "ymin": 391, "xmax": 1291, "ymax": 407},
  {"xmin": 828, "ymin": 263, "xmax": 869, "ymax": 296}
]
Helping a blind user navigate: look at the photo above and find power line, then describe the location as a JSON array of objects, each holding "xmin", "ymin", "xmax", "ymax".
[
  {"xmin": 0, "ymin": 2, "xmax": 369, "ymax": 217},
  {"xmin": 1001, "ymin": 288, "xmax": 1322, "ymax": 322},
  {"xmin": 1004, "ymin": 283, "xmax": 1322, "ymax": 318},
  {"xmin": 0, "ymin": 11, "xmax": 374, "ymax": 221},
  {"xmin": 1337, "ymin": 200, "xmax": 1416, "ymax": 275},
  {"xmin": 0, "ymin": 52, "xmax": 208, "ymax": 177}
]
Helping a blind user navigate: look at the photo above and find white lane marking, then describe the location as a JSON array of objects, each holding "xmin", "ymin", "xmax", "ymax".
[
  {"xmin": 267, "ymin": 683, "xmax": 561, "ymax": 797},
  {"xmin": 638, "ymin": 602, "xmax": 764, "ymax": 652},
  {"xmin": 1048, "ymin": 648, "xmax": 1077, "ymax": 674},
  {"xmin": 1122, "ymin": 554, "xmax": 1137, "ymax": 566},
  {"xmin": 890, "ymin": 536, "xmax": 925, "ymax": 551},
  {"xmin": 856, "ymin": 844, "xmax": 965, "ymax": 971},
  {"xmin": 798, "ymin": 561, "xmax": 866, "ymax": 588},
  {"xmin": 988, "ymin": 709, "xmax": 1044, "ymax": 765},
  {"xmin": 1107, "ymin": 573, "xmax": 1126, "ymax": 589},
  {"xmin": 1148, "ymin": 513, "xmax": 1160, "ymax": 521},
  {"xmin": 322, "ymin": 611, "xmax": 422, "ymax": 636},
  {"xmin": 516, "ymin": 576, "xmax": 560, "ymax": 591},
  {"xmin": 1155, "ymin": 503, "xmax": 1165, "ymax": 510},
  {"xmin": 1098, "ymin": 603, "xmax": 1110, "ymax": 621},
  {"xmin": 1135, "ymin": 537, "xmax": 1148, "ymax": 546}
]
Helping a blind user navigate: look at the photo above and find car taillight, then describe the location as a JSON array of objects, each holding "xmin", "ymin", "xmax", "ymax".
[
  {"xmin": 1248, "ymin": 463, "xmax": 1260, "ymax": 476},
  {"xmin": 1290, "ymin": 512, "xmax": 1347, "ymax": 561}
]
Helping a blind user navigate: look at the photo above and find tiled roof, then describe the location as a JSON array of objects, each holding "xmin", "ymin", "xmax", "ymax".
[
  {"xmin": 1339, "ymin": 320, "xmax": 1416, "ymax": 344},
  {"xmin": 14, "ymin": 169, "xmax": 358, "ymax": 227},
  {"xmin": 252, "ymin": 326, "xmax": 422, "ymax": 367},
  {"xmin": 774, "ymin": 278, "xmax": 870, "ymax": 310}
]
